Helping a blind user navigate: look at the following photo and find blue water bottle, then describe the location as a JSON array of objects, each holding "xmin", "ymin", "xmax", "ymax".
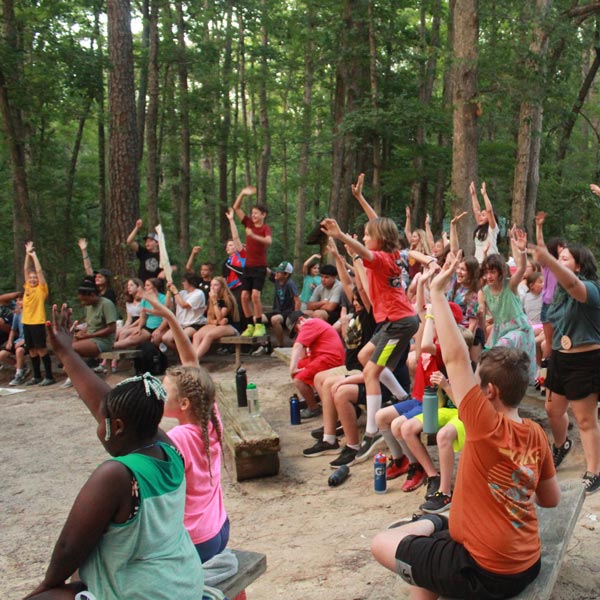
[
  {"xmin": 290, "ymin": 393, "xmax": 301, "ymax": 425},
  {"xmin": 374, "ymin": 452, "xmax": 387, "ymax": 494},
  {"xmin": 423, "ymin": 386, "xmax": 439, "ymax": 434}
]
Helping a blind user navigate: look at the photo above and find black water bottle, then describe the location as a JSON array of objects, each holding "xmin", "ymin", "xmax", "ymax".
[
  {"xmin": 236, "ymin": 367, "xmax": 248, "ymax": 407},
  {"xmin": 328, "ymin": 465, "xmax": 350, "ymax": 487}
]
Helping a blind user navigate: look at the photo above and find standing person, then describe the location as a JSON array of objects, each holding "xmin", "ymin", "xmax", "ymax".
[
  {"xmin": 24, "ymin": 307, "xmax": 204, "ymax": 600},
  {"xmin": 232, "ymin": 185, "xmax": 272, "ymax": 337},
  {"xmin": 531, "ymin": 242, "xmax": 600, "ymax": 493},
  {"xmin": 223, "ymin": 207, "xmax": 247, "ymax": 310},
  {"xmin": 126, "ymin": 219, "xmax": 162, "ymax": 281},
  {"xmin": 22, "ymin": 241, "xmax": 55, "ymax": 386},
  {"xmin": 321, "ymin": 217, "xmax": 420, "ymax": 461},
  {"xmin": 470, "ymin": 180, "xmax": 500, "ymax": 264}
]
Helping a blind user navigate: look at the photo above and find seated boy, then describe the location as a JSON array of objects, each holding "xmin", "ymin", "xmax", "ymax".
[{"xmin": 371, "ymin": 256, "xmax": 560, "ymax": 600}]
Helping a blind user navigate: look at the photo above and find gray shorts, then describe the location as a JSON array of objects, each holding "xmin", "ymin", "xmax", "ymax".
[{"xmin": 370, "ymin": 315, "xmax": 419, "ymax": 370}]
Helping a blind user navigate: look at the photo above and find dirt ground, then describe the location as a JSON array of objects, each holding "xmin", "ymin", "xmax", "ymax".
[{"xmin": 2, "ymin": 354, "xmax": 600, "ymax": 600}]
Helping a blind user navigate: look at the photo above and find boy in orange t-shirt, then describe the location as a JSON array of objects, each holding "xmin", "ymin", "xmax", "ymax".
[{"xmin": 371, "ymin": 254, "xmax": 560, "ymax": 600}]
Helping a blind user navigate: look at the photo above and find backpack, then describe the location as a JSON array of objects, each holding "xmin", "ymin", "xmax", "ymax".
[{"xmin": 134, "ymin": 342, "xmax": 168, "ymax": 376}]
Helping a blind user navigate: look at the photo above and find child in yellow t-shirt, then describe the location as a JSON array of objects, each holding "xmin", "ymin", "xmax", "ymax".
[{"xmin": 22, "ymin": 241, "xmax": 55, "ymax": 386}]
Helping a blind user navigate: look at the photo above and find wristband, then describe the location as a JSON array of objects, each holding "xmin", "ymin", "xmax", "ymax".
[
  {"xmin": 424, "ymin": 314, "xmax": 435, "ymax": 321},
  {"xmin": 353, "ymin": 255, "xmax": 362, "ymax": 261},
  {"xmin": 427, "ymin": 259, "xmax": 436, "ymax": 265}
]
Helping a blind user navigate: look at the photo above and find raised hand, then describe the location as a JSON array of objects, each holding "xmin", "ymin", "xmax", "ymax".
[
  {"xmin": 135, "ymin": 218, "xmax": 143, "ymax": 229},
  {"xmin": 451, "ymin": 211, "xmax": 468, "ymax": 224},
  {"xmin": 430, "ymin": 250, "xmax": 462, "ymax": 292},
  {"xmin": 535, "ymin": 211, "xmax": 547, "ymax": 225},
  {"xmin": 46, "ymin": 304, "xmax": 74, "ymax": 354},
  {"xmin": 511, "ymin": 226, "xmax": 527, "ymax": 252},
  {"xmin": 351, "ymin": 173, "xmax": 365, "ymax": 199},
  {"xmin": 320, "ymin": 218, "xmax": 342, "ymax": 239},
  {"xmin": 226, "ymin": 207, "xmax": 234, "ymax": 220},
  {"xmin": 78, "ymin": 238, "xmax": 88, "ymax": 250},
  {"xmin": 591, "ymin": 184, "xmax": 600, "ymax": 197},
  {"xmin": 241, "ymin": 185, "xmax": 257, "ymax": 196}
]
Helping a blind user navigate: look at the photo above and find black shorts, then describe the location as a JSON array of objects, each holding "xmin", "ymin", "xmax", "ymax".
[
  {"xmin": 396, "ymin": 530, "xmax": 540, "ymax": 600},
  {"xmin": 325, "ymin": 307, "xmax": 341, "ymax": 325},
  {"xmin": 546, "ymin": 348, "xmax": 600, "ymax": 400},
  {"xmin": 241, "ymin": 266, "xmax": 267, "ymax": 292},
  {"xmin": 264, "ymin": 311, "xmax": 291, "ymax": 325},
  {"xmin": 370, "ymin": 315, "xmax": 420, "ymax": 370},
  {"xmin": 23, "ymin": 324, "xmax": 47, "ymax": 350}
]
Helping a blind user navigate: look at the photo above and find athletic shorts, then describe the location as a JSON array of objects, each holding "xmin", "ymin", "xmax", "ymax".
[
  {"xmin": 370, "ymin": 315, "xmax": 419, "ymax": 370},
  {"xmin": 546, "ymin": 348, "xmax": 600, "ymax": 400},
  {"xmin": 295, "ymin": 355, "xmax": 344, "ymax": 386},
  {"xmin": 395, "ymin": 530, "xmax": 540, "ymax": 600},
  {"xmin": 414, "ymin": 408, "xmax": 466, "ymax": 452},
  {"xmin": 242, "ymin": 266, "xmax": 267, "ymax": 292},
  {"xmin": 23, "ymin": 323, "xmax": 47, "ymax": 350},
  {"xmin": 265, "ymin": 311, "xmax": 292, "ymax": 325},
  {"xmin": 392, "ymin": 397, "xmax": 423, "ymax": 420},
  {"xmin": 90, "ymin": 337, "xmax": 115, "ymax": 354}
]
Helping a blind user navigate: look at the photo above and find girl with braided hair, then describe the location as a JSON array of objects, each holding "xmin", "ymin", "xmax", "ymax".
[
  {"xmin": 143, "ymin": 292, "xmax": 230, "ymax": 563},
  {"xmin": 25, "ymin": 305, "xmax": 203, "ymax": 600}
]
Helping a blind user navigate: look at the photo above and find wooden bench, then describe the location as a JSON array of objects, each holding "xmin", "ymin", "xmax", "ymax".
[
  {"xmin": 219, "ymin": 335, "xmax": 268, "ymax": 369},
  {"xmin": 218, "ymin": 549, "xmax": 267, "ymax": 600},
  {"xmin": 217, "ymin": 381, "xmax": 280, "ymax": 481},
  {"xmin": 98, "ymin": 349, "xmax": 142, "ymax": 361}
]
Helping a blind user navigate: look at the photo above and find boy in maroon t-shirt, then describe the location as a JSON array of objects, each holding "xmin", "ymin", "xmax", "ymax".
[{"xmin": 233, "ymin": 185, "xmax": 272, "ymax": 337}]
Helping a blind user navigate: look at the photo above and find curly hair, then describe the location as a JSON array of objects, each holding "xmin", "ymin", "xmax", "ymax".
[{"xmin": 166, "ymin": 364, "xmax": 222, "ymax": 484}]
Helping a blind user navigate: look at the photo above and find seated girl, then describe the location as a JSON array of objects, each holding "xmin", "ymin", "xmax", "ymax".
[{"xmin": 24, "ymin": 305, "xmax": 203, "ymax": 600}]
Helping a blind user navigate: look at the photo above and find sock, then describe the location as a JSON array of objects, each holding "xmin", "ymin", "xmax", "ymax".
[
  {"xmin": 399, "ymin": 439, "xmax": 416, "ymax": 463},
  {"xmin": 416, "ymin": 513, "xmax": 449, "ymax": 532},
  {"xmin": 42, "ymin": 354, "xmax": 53, "ymax": 379},
  {"xmin": 381, "ymin": 429, "xmax": 404, "ymax": 459},
  {"xmin": 16, "ymin": 368, "xmax": 25, "ymax": 375},
  {"xmin": 379, "ymin": 368, "xmax": 407, "ymax": 399},
  {"xmin": 31, "ymin": 355, "xmax": 41, "ymax": 379},
  {"xmin": 347, "ymin": 443, "xmax": 360, "ymax": 451},
  {"xmin": 366, "ymin": 394, "xmax": 382, "ymax": 435},
  {"xmin": 323, "ymin": 434, "xmax": 337, "ymax": 445}
]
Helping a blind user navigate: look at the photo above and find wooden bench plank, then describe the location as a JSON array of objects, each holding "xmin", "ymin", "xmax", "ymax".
[
  {"xmin": 99, "ymin": 349, "xmax": 142, "ymax": 360},
  {"xmin": 218, "ymin": 549, "xmax": 267, "ymax": 598},
  {"xmin": 220, "ymin": 335, "xmax": 268, "ymax": 368},
  {"xmin": 217, "ymin": 382, "xmax": 280, "ymax": 481}
]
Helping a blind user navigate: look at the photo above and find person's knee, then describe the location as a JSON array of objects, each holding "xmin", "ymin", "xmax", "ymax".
[
  {"xmin": 251, "ymin": 289, "xmax": 261, "ymax": 301},
  {"xmin": 436, "ymin": 425, "xmax": 457, "ymax": 449},
  {"xmin": 400, "ymin": 417, "xmax": 419, "ymax": 439},
  {"xmin": 391, "ymin": 415, "xmax": 407, "ymax": 439},
  {"xmin": 376, "ymin": 406, "xmax": 394, "ymax": 429}
]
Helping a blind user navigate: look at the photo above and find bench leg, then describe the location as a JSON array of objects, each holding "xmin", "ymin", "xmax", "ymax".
[{"xmin": 234, "ymin": 346, "xmax": 241, "ymax": 370}]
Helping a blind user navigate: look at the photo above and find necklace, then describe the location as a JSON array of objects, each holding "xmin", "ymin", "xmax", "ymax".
[{"xmin": 130, "ymin": 441, "xmax": 159, "ymax": 454}]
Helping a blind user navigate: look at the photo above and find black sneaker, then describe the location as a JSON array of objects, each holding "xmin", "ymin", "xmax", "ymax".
[
  {"xmin": 353, "ymin": 432, "xmax": 384, "ymax": 464},
  {"xmin": 311, "ymin": 422, "xmax": 344, "ymax": 440},
  {"xmin": 25, "ymin": 377, "xmax": 42, "ymax": 386},
  {"xmin": 302, "ymin": 439, "xmax": 340, "ymax": 458},
  {"xmin": 420, "ymin": 491, "xmax": 452, "ymax": 514},
  {"xmin": 425, "ymin": 475, "xmax": 441, "ymax": 500},
  {"xmin": 552, "ymin": 438, "xmax": 572, "ymax": 468},
  {"xmin": 582, "ymin": 472, "xmax": 600, "ymax": 495},
  {"xmin": 38, "ymin": 378, "xmax": 56, "ymax": 387},
  {"xmin": 329, "ymin": 446, "xmax": 358, "ymax": 468}
]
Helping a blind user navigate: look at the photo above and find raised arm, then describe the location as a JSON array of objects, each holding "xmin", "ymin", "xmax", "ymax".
[
  {"xmin": 233, "ymin": 185, "xmax": 256, "ymax": 221},
  {"xmin": 425, "ymin": 213, "xmax": 435, "ymax": 252},
  {"xmin": 450, "ymin": 211, "xmax": 468, "ymax": 254},
  {"xmin": 226, "ymin": 208, "xmax": 244, "ymax": 252},
  {"xmin": 480, "ymin": 182, "xmax": 497, "ymax": 230},
  {"xmin": 26, "ymin": 242, "xmax": 46, "ymax": 286},
  {"xmin": 302, "ymin": 253, "xmax": 321, "ymax": 276},
  {"xmin": 509, "ymin": 226, "xmax": 528, "ymax": 293},
  {"xmin": 351, "ymin": 173, "xmax": 378, "ymax": 220},
  {"xmin": 321, "ymin": 218, "xmax": 373, "ymax": 262},
  {"xmin": 535, "ymin": 211, "xmax": 546, "ymax": 246},
  {"xmin": 126, "ymin": 219, "xmax": 143, "ymax": 252},
  {"xmin": 428, "ymin": 251, "xmax": 476, "ymax": 405},
  {"xmin": 185, "ymin": 246, "xmax": 201, "ymax": 273},
  {"xmin": 404, "ymin": 206, "xmax": 412, "ymax": 241},
  {"xmin": 469, "ymin": 181, "xmax": 481, "ymax": 221},
  {"xmin": 78, "ymin": 238, "xmax": 94, "ymax": 276}
]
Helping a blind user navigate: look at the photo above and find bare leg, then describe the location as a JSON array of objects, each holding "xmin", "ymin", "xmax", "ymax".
[
  {"xmin": 570, "ymin": 394, "xmax": 600, "ymax": 474},
  {"xmin": 251, "ymin": 289, "xmax": 263, "ymax": 322},
  {"xmin": 545, "ymin": 390, "xmax": 569, "ymax": 447},
  {"xmin": 294, "ymin": 379, "xmax": 317, "ymax": 410},
  {"xmin": 436, "ymin": 424, "xmax": 458, "ymax": 495},
  {"xmin": 333, "ymin": 384, "xmax": 360, "ymax": 446}
]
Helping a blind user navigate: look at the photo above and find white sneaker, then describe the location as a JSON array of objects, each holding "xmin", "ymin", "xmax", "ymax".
[
  {"xmin": 9, "ymin": 372, "xmax": 26, "ymax": 386},
  {"xmin": 61, "ymin": 377, "xmax": 73, "ymax": 388},
  {"xmin": 252, "ymin": 346, "xmax": 267, "ymax": 356}
]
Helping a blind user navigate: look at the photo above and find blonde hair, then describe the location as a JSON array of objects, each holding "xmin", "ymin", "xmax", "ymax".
[
  {"xmin": 212, "ymin": 276, "xmax": 240, "ymax": 322},
  {"xmin": 411, "ymin": 229, "xmax": 431, "ymax": 254},
  {"xmin": 365, "ymin": 217, "xmax": 400, "ymax": 253},
  {"xmin": 166, "ymin": 364, "xmax": 222, "ymax": 483}
]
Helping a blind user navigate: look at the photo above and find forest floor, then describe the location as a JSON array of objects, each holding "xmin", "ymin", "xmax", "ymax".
[{"xmin": 2, "ymin": 354, "xmax": 600, "ymax": 599}]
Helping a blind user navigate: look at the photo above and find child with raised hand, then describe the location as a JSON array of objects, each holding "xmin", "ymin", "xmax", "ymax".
[
  {"xmin": 25, "ymin": 305, "xmax": 203, "ymax": 600},
  {"xmin": 470, "ymin": 180, "xmax": 500, "ymax": 263},
  {"xmin": 320, "ymin": 216, "xmax": 419, "ymax": 463},
  {"xmin": 142, "ymin": 293, "xmax": 230, "ymax": 563},
  {"xmin": 300, "ymin": 254, "xmax": 322, "ymax": 311},
  {"xmin": 371, "ymin": 251, "xmax": 560, "ymax": 600}
]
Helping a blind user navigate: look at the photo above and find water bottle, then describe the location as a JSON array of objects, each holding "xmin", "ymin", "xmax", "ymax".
[
  {"xmin": 247, "ymin": 383, "xmax": 260, "ymax": 416},
  {"xmin": 422, "ymin": 386, "xmax": 439, "ymax": 434},
  {"xmin": 328, "ymin": 465, "xmax": 350, "ymax": 487},
  {"xmin": 290, "ymin": 393, "xmax": 301, "ymax": 425},
  {"xmin": 374, "ymin": 452, "xmax": 387, "ymax": 494},
  {"xmin": 236, "ymin": 367, "xmax": 248, "ymax": 407}
]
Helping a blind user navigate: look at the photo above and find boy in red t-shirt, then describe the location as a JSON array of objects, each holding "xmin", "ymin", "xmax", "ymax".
[
  {"xmin": 233, "ymin": 185, "xmax": 272, "ymax": 337},
  {"xmin": 371, "ymin": 254, "xmax": 560, "ymax": 600}
]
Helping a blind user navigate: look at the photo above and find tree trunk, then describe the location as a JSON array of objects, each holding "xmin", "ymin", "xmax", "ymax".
[
  {"xmin": 107, "ymin": 0, "xmax": 140, "ymax": 294},
  {"xmin": 367, "ymin": 0, "xmax": 381, "ymax": 215},
  {"xmin": 175, "ymin": 0, "xmax": 190, "ymax": 253},
  {"xmin": 450, "ymin": 0, "xmax": 479, "ymax": 255},
  {"xmin": 136, "ymin": 0, "xmax": 150, "ymax": 162},
  {"xmin": 237, "ymin": 10, "xmax": 252, "ymax": 184},
  {"xmin": 256, "ymin": 0, "xmax": 271, "ymax": 205}
]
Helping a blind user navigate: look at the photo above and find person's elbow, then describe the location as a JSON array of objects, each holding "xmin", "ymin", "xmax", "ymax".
[{"xmin": 534, "ymin": 476, "xmax": 560, "ymax": 508}]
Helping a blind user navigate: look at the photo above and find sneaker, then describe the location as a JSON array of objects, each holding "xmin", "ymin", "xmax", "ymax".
[
  {"xmin": 300, "ymin": 405, "xmax": 322, "ymax": 419},
  {"xmin": 240, "ymin": 324, "xmax": 255, "ymax": 337},
  {"xmin": 420, "ymin": 491, "xmax": 452, "ymax": 514},
  {"xmin": 302, "ymin": 439, "xmax": 340, "ymax": 457},
  {"xmin": 353, "ymin": 432, "xmax": 384, "ymax": 464},
  {"xmin": 552, "ymin": 438, "xmax": 572, "ymax": 468},
  {"xmin": 386, "ymin": 456, "xmax": 410, "ymax": 480},
  {"xmin": 93, "ymin": 365, "xmax": 108, "ymax": 374},
  {"xmin": 252, "ymin": 345, "xmax": 267, "ymax": 356},
  {"xmin": 9, "ymin": 372, "xmax": 27, "ymax": 386},
  {"xmin": 254, "ymin": 323, "xmax": 266, "ymax": 337},
  {"xmin": 25, "ymin": 377, "xmax": 43, "ymax": 386},
  {"xmin": 61, "ymin": 377, "xmax": 73, "ymax": 389},
  {"xmin": 387, "ymin": 512, "xmax": 449, "ymax": 531},
  {"xmin": 38, "ymin": 378, "xmax": 56, "ymax": 387},
  {"xmin": 425, "ymin": 474, "xmax": 441, "ymax": 499},
  {"xmin": 329, "ymin": 446, "xmax": 358, "ymax": 468},
  {"xmin": 402, "ymin": 463, "xmax": 426, "ymax": 492},
  {"xmin": 311, "ymin": 422, "xmax": 344, "ymax": 440},
  {"xmin": 583, "ymin": 472, "xmax": 600, "ymax": 495}
]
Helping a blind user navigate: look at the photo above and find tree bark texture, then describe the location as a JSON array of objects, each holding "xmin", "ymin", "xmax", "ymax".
[{"xmin": 256, "ymin": 0, "xmax": 271, "ymax": 206}]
